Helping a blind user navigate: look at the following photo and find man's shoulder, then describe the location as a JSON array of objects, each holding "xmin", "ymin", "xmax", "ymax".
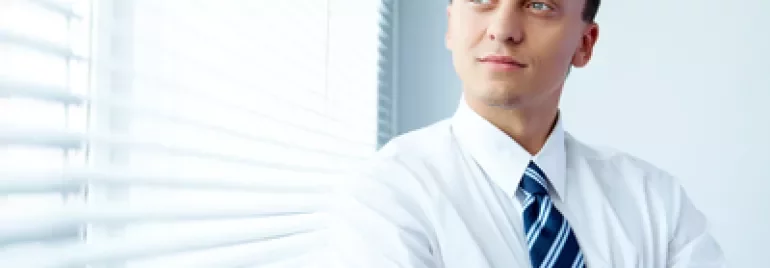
[
  {"xmin": 348, "ymin": 119, "xmax": 458, "ymax": 191},
  {"xmin": 334, "ymin": 120, "xmax": 455, "ymax": 204},
  {"xmin": 565, "ymin": 132, "xmax": 680, "ymax": 191},
  {"xmin": 376, "ymin": 119, "xmax": 456, "ymax": 163},
  {"xmin": 566, "ymin": 133, "xmax": 663, "ymax": 171}
]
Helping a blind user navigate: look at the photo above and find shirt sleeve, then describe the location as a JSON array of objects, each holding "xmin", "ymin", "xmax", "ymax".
[
  {"xmin": 322, "ymin": 158, "xmax": 437, "ymax": 268},
  {"xmin": 666, "ymin": 179, "xmax": 726, "ymax": 268}
]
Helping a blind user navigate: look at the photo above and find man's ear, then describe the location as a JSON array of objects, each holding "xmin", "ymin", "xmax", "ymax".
[
  {"xmin": 571, "ymin": 23, "xmax": 599, "ymax": 68},
  {"xmin": 445, "ymin": 6, "xmax": 452, "ymax": 50}
]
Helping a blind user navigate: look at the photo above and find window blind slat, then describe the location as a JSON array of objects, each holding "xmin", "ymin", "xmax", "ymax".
[
  {"xmin": 0, "ymin": 225, "xmax": 79, "ymax": 247},
  {"xmin": 0, "ymin": 175, "xmax": 79, "ymax": 194},
  {"xmin": 0, "ymin": 128, "xmax": 347, "ymax": 172},
  {"xmin": 0, "ymin": 127, "xmax": 81, "ymax": 149},
  {"xmin": 378, "ymin": 93, "xmax": 392, "ymax": 104},
  {"xmin": 127, "ymin": 231, "xmax": 325, "ymax": 268},
  {"xmin": 0, "ymin": 79, "xmax": 85, "ymax": 105},
  {"xmin": 85, "ymin": 82, "xmax": 378, "ymax": 147},
  {"xmin": 1, "ymin": 207, "xmax": 325, "ymax": 247},
  {"xmin": 88, "ymin": 97, "xmax": 370, "ymax": 160},
  {"xmin": 0, "ymin": 31, "xmax": 87, "ymax": 60},
  {"xmin": 29, "ymin": 0, "xmax": 84, "ymax": 19},
  {"xmin": 379, "ymin": 0, "xmax": 392, "ymax": 16},
  {"xmin": 0, "ymin": 217, "xmax": 323, "ymax": 267},
  {"xmin": 0, "ymin": 80, "xmax": 376, "ymax": 154},
  {"xmin": 379, "ymin": 105, "xmax": 391, "ymax": 117},
  {"xmin": 0, "ymin": 169, "xmax": 333, "ymax": 195}
]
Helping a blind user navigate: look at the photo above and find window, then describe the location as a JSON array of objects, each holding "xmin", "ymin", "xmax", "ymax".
[
  {"xmin": 0, "ymin": 0, "xmax": 91, "ymax": 265},
  {"xmin": 0, "ymin": 0, "xmax": 397, "ymax": 266}
]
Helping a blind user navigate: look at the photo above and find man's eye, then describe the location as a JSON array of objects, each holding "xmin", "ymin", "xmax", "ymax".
[
  {"xmin": 527, "ymin": 2, "xmax": 553, "ymax": 11},
  {"xmin": 470, "ymin": 0, "xmax": 493, "ymax": 4}
]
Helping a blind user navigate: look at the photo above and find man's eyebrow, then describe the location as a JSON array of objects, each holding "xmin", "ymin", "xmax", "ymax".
[{"xmin": 545, "ymin": 0, "xmax": 565, "ymax": 6}]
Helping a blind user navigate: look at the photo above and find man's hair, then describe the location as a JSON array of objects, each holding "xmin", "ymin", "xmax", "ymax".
[{"xmin": 449, "ymin": 0, "xmax": 601, "ymax": 22}]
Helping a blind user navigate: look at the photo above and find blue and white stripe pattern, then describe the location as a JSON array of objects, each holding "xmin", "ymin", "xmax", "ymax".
[{"xmin": 520, "ymin": 161, "xmax": 585, "ymax": 268}]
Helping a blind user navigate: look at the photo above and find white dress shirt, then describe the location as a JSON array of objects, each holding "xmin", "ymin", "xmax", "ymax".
[{"xmin": 324, "ymin": 100, "xmax": 726, "ymax": 268}]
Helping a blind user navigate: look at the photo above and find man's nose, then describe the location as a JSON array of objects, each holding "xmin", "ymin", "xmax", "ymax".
[{"xmin": 487, "ymin": 10, "xmax": 524, "ymax": 45}]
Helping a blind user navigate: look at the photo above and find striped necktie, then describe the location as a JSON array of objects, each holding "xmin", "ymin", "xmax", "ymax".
[{"xmin": 520, "ymin": 161, "xmax": 585, "ymax": 268}]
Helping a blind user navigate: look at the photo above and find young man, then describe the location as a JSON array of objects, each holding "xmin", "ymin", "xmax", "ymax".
[{"xmin": 327, "ymin": 0, "xmax": 726, "ymax": 267}]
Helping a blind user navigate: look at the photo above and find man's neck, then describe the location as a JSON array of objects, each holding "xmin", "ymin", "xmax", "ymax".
[{"xmin": 465, "ymin": 94, "xmax": 560, "ymax": 155}]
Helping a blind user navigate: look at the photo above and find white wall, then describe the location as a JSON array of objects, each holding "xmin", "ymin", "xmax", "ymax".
[
  {"xmin": 395, "ymin": 1, "xmax": 461, "ymax": 133},
  {"xmin": 396, "ymin": 0, "xmax": 770, "ymax": 266}
]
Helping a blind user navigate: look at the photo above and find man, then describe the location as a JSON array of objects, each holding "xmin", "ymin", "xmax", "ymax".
[{"xmin": 326, "ymin": 0, "xmax": 725, "ymax": 267}]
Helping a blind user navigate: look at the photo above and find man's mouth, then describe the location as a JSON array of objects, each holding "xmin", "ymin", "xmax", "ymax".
[
  {"xmin": 477, "ymin": 55, "xmax": 527, "ymax": 71},
  {"xmin": 477, "ymin": 55, "xmax": 527, "ymax": 67}
]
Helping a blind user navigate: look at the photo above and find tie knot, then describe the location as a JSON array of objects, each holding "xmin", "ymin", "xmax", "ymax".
[{"xmin": 519, "ymin": 161, "xmax": 549, "ymax": 196}]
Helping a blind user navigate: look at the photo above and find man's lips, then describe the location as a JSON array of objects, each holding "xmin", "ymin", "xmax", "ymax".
[{"xmin": 477, "ymin": 55, "xmax": 527, "ymax": 68}]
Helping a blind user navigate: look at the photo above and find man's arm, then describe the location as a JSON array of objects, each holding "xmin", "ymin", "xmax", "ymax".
[
  {"xmin": 324, "ymin": 159, "xmax": 437, "ymax": 268},
  {"xmin": 666, "ymin": 180, "xmax": 726, "ymax": 267}
]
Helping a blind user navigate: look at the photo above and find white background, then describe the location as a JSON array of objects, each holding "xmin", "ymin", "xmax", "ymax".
[{"xmin": 394, "ymin": 0, "xmax": 770, "ymax": 266}]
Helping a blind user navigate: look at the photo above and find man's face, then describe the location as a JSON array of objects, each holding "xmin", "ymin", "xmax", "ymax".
[{"xmin": 446, "ymin": 0, "xmax": 599, "ymax": 108}]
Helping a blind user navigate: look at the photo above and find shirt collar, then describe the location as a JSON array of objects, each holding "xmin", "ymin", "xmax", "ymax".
[{"xmin": 450, "ymin": 96, "xmax": 567, "ymax": 200}]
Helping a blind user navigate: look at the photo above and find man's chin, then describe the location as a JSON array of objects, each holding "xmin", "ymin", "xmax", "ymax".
[
  {"xmin": 467, "ymin": 88, "xmax": 528, "ymax": 109},
  {"xmin": 484, "ymin": 96, "xmax": 527, "ymax": 109}
]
